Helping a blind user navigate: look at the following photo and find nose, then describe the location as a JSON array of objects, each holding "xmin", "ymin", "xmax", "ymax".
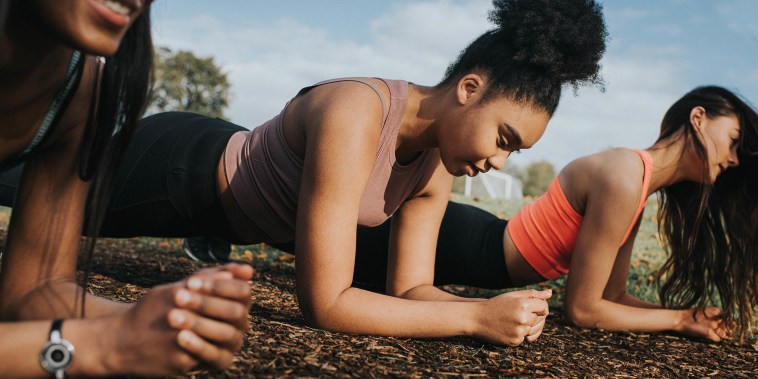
[
  {"xmin": 728, "ymin": 149, "xmax": 739, "ymax": 167},
  {"xmin": 487, "ymin": 150, "xmax": 511, "ymax": 171}
]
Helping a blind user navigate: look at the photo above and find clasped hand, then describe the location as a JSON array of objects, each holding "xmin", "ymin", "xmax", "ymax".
[
  {"xmin": 110, "ymin": 263, "xmax": 254, "ymax": 375},
  {"xmin": 474, "ymin": 289, "xmax": 552, "ymax": 346}
]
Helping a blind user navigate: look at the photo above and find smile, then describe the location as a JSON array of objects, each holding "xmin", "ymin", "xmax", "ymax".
[{"xmin": 96, "ymin": 0, "xmax": 138, "ymax": 16}]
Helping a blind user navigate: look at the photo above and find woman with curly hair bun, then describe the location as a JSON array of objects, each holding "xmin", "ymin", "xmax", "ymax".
[{"xmin": 1, "ymin": 0, "xmax": 609, "ymax": 346}]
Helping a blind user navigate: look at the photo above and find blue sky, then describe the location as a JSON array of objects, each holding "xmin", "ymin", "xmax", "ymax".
[{"xmin": 150, "ymin": 0, "xmax": 758, "ymax": 169}]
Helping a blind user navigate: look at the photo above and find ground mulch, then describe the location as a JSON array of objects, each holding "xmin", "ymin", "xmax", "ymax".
[{"xmin": 3, "ymin": 232, "xmax": 757, "ymax": 378}]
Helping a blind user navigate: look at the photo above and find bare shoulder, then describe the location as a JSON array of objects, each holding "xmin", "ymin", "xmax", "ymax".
[
  {"xmin": 288, "ymin": 77, "xmax": 388, "ymax": 130},
  {"xmin": 560, "ymin": 148, "xmax": 647, "ymax": 212},
  {"xmin": 282, "ymin": 77, "xmax": 389, "ymax": 157}
]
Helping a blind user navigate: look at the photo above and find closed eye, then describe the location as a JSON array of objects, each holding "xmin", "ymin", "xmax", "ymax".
[{"xmin": 498, "ymin": 135, "xmax": 508, "ymax": 149}]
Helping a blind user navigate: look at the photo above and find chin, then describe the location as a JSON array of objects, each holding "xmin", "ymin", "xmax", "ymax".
[{"xmin": 71, "ymin": 30, "xmax": 124, "ymax": 56}]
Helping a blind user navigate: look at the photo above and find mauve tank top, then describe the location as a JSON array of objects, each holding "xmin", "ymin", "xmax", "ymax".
[{"xmin": 223, "ymin": 78, "xmax": 441, "ymax": 243}]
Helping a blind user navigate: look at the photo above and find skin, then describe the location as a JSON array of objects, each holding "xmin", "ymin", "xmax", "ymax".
[
  {"xmin": 218, "ymin": 74, "xmax": 552, "ymax": 346},
  {"xmin": 501, "ymin": 106, "xmax": 741, "ymax": 342},
  {"xmin": 0, "ymin": 0, "xmax": 253, "ymax": 376}
]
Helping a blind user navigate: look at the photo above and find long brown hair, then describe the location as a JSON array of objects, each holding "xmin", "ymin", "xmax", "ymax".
[
  {"xmin": 656, "ymin": 86, "xmax": 758, "ymax": 342},
  {"xmin": 76, "ymin": 8, "xmax": 154, "ymax": 316}
]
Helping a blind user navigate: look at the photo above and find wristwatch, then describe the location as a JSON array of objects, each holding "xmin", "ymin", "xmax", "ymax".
[{"xmin": 39, "ymin": 319, "xmax": 75, "ymax": 379}]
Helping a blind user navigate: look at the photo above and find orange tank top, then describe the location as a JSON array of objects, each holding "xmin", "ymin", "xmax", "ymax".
[{"xmin": 507, "ymin": 150, "xmax": 653, "ymax": 280}]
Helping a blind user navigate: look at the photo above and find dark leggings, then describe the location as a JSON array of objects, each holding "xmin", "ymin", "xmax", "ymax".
[
  {"xmin": 0, "ymin": 112, "xmax": 512, "ymax": 290},
  {"xmin": 0, "ymin": 112, "xmax": 245, "ymax": 242},
  {"xmin": 272, "ymin": 202, "xmax": 512, "ymax": 291},
  {"xmin": 100, "ymin": 112, "xmax": 246, "ymax": 242}
]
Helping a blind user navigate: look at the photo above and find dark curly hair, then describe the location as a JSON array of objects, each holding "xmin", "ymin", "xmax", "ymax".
[
  {"xmin": 438, "ymin": 0, "xmax": 607, "ymax": 115},
  {"xmin": 656, "ymin": 86, "xmax": 758, "ymax": 342}
]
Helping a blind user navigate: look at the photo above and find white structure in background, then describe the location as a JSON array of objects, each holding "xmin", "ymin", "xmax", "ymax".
[{"xmin": 464, "ymin": 170, "xmax": 522, "ymax": 199}]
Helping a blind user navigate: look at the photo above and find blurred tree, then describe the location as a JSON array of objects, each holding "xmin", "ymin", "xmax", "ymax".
[
  {"xmin": 501, "ymin": 163, "xmax": 524, "ymax": 182},
  {"xmin": 451, "ymin": 176, "xmax": 466, "ymax": 194},
  {"xmin": 522, "ymin": 160, "xmax": 556, "ymax": 197},
  {"xmin": 149, "ymin": 47, "xmax": 231, "ymax": 119}
]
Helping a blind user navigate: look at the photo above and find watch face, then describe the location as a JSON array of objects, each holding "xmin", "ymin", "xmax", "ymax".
[{"xmin": 40, "ymin": 341, "xmax": 74, "ymax": 371}]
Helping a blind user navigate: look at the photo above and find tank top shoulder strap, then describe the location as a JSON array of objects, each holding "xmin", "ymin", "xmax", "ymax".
[
  {"xmin": 296, "ymin": 77, "xmax": 389, "ymax": 125},
  {"xmin": 634, "ymin": 149, "xmax": 654, "ymax": 208},
  {"xmin": 618, "ymin": 150, "xmax": 655, "ymax": 245}
]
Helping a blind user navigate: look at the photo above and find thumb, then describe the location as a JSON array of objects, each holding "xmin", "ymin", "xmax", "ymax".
[
  {"xmin": 529, "ymin": 289, "xmax": 552, "ymax": 300},
  {"xmin": 222, "ymin": 263, "xmax": 255, "ymax": 280}
]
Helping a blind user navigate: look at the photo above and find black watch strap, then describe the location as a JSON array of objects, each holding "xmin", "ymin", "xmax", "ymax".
[{"xmin": 39, "ymin": 319, "xmax": 75, "ymax": 379}]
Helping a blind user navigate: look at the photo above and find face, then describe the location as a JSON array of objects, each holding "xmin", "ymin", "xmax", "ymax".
[
  {"xmin": 29, "ymin": 0, "xmax": 148, "ymax": 56},
  {"xmin": 438, "ymin": 76, "xmax": 549, "ymax": 177},
  {"xmin": 692, "ymin": 109, "xmax": 741, "ymax": 183}
]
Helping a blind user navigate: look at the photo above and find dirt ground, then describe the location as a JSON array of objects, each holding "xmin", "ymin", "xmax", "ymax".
[{"xmin": 3, "ymin": 232, "xmax": 756, "ymax": 378}]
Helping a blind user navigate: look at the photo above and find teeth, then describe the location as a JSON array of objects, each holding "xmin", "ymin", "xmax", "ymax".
[{"xmin": 101, "ymin": 0, "xmax": 131, "ymax": 15}]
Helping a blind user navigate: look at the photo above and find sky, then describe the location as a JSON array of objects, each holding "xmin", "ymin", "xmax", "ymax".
[{"xmin": 149, "ymin": 0, "xmax": 758, "ymax": 170}]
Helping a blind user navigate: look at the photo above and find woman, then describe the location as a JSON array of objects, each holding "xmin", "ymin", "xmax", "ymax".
[
  {"xmin": 0, "ymin": 0, "xmax": 252, "ymax": 377},
  {"xmin": 313, "ymin": 85, "xmax": 758, "ymax": 343},
  {"xmin": 8, "ymin": 0, "xmax": 607, "ymax": 346}
]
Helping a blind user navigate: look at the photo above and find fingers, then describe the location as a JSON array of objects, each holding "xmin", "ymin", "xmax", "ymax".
[
  {"xmin": 525, "ymin": 316, "xmax": 546, "ymax": 342},
  {"xmin": 221, "ymin": 263, "xmax": 255, "ymax": 281},
  {"xmin": 507, "ymin": 289, "xmax": 552, "ymax": 300},
  {"xmin": 186, "ymin": 276, "xmax": 253, "ymax": 305},
  {"xmin": 706, "ymin": 327, "xmax": 723, "ymax": 342},
  {"xmin": 530, "ymin": 289, "xmax": 552, "ymax": 300},
  {"xmin": 192, "ymin": 263, "xmax": 255, "ymax": 281},
  {"xmin": 516, "ymin": 297, "xmax": 549, "ymax": 315},
  {"xmin": 168, "ymin": 309, "xmax": 245, "ymax": 350},
  {"xmin": 174, "ymin": 289, "xmax": 250, "ymax": 330},
  {"xmin": 176, "ymin": 330, "xmax": 236, "ymax": 370}
]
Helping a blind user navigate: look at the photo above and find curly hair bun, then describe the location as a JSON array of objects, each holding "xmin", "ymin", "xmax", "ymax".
[{"xmin": 489, "ymin": 0, "xmax": 607, "ymax": 87}]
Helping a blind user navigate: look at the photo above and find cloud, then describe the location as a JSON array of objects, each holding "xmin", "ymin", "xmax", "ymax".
[
  {"xmin": 152, "ymin": 0, "xmax": 491, "ymax": 129},
  {"xmin": 151, "ymin": 0, "xmax": 756, "ymax": 170},
  {"xmin": 716, "ymin": 0, "xmax": 758, "ymax": 37},
  {"xmin": 506, "ymin": 55, "xmax": 684, "ymax": 169}
]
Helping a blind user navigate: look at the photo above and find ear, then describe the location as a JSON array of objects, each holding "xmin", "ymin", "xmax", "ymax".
[
  {"xmin": 689, "ymin": 106, "xmax": 707, "ymax": 132},
  {"xmin": 455, "ymin": 74, "xmax": 485, "ymax": 106}
]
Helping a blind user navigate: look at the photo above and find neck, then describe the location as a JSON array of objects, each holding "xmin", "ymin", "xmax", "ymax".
[
  {"xmin": 645, "ymin": 134, "xmax": 698, "ymax": 194},
  {"xmin": 395, "ymin": 83, "xmax": 446, "ymax": 162}
]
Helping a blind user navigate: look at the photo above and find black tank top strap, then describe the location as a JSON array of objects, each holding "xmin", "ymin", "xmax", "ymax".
[{"xmin": 296, "ymin": 77, "xmax": 389, "ymax": 125}]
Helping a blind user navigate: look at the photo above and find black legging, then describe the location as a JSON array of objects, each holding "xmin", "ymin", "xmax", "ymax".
[{"xmin": 0, "ymin": 112, "xmax": 512, "ymax": 290}]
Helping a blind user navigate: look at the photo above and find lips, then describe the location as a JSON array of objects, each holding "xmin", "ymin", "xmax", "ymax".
[
  {"xmin": 90, "ymin": 0, "xmax": 143, "ymax": 28},
  {"xmin": 465, "ymin": 163, "xmax": 485, "ymax": 177}
]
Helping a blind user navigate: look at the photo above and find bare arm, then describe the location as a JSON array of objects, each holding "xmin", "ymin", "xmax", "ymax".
[
  {"xmin": 563, "ymin": 156, "xmax": 728, "ymax": 341},
  {"xmin": 292, "ymin": 82, "xmax": 548, "ymax": 346},
  {"xmin": 0, "ymin": 119, "xmax": 126, "ymax": 319},
  {"xmin": 386, "ymin": 161, "xmax": 481, "ymax": 302},
  {"xmin": 602, "ymin": 218, "xmax": 662, "ymax": 310}
]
